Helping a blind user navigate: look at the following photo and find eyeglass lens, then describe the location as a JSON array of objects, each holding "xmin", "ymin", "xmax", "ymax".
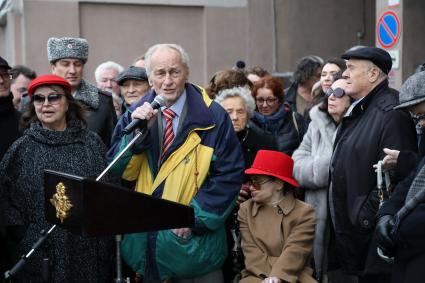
[
  {"xmin": 33, "ymin": 93, "xmax": 65, "ymax": 105},
  {"xmin": 256, "ymin": 98, "xmax": 277, "ymax": 105},
  {"xmin": 327, "ymin": 87, "xmax": 345, "ymax": 98}
]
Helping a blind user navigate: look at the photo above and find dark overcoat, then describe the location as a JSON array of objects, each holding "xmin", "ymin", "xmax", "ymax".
[{"xmin": 329, "ymin": 80, "xmax": 417, "ymax": 274}]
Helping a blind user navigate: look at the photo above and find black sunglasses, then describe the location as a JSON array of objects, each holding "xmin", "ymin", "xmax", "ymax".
[
  {"xmin": 326, "ymin": 87, "xmax": 346, "ymax": 98},
  {"xmin": 33, "ymin": 93, "xmax": 65, "ymax": 105}
]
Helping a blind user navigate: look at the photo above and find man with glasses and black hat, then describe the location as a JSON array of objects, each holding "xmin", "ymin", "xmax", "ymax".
[
  {"xmin": 328, "ymin": 47, "xmax": 417, "ymax": 282},
  {"xmin": 47, "ymin": 37, "xmax": 117, "ymax": 147}
]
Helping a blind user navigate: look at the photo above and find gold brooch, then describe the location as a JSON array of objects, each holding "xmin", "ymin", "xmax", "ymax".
[{"xmin": 50, "ymin": 182, "xmax": 73, "ymax": 223}]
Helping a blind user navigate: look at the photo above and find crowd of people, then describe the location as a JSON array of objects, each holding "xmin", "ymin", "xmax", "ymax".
[{"xmin": 0, "ymin": 37, "xmax": 425, "ymax": 283}]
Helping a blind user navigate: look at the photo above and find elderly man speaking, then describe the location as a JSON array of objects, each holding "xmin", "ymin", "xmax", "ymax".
[
  {"xmin": 108, "ymin": 44, "xmax": 244, "ymax": 282},
  {"xmin": 328, "ymin": 47, "xmax": 417, "ymax": 283}
]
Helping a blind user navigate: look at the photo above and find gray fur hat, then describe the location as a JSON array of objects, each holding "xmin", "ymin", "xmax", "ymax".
[
  {"xmin": 47, "ymin": 37, "xmax": 89, "ymax": 63},
  {"xmin": 394, "ymin": 71, "xmax": 425, "ymax": 109}
]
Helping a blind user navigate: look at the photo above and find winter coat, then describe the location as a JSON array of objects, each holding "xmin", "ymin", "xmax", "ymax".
[
  {"xmin": 239, "ymin": 121, "xmax": 278, "ymax": 170},
  {"xmin": 108, "ymin": 83, "xmax": 244, "ymax": 280},
  {"xmin": 238, "ymin": 193, "xmax": 317, "ymax": 283},
  {"xmin": 329, "ymin": 80, "xmax": 417, "ymax": 274},
  {"xmin": 292, "ymin": 104, "xmax": 336, "ymax": 277},
  {"xmin": 0, "ymin": 120, "xmax": 113, "ymax": 282},
  {"xmin": 0, "ymin": 93, "xmax": 20, "ymax": 159},
  {"xmin": 75, "ymin": 79, "xmax": 117, "ymax": 148},
  {"xmin": 250, "ymin": 104, "xmax": 303, "ymax": 156},
  {"xmin": 378, "ymin": 157, "xmax": 425, "ymax": 283},
  {"xmin": 0, "ymin": 93, "xmax": 21, "ymax": 277}
]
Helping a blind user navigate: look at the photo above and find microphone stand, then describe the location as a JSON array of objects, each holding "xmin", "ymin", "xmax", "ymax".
[{"xmin": 4, "ymin": 129, "xmax": 146, "ymax": 283}]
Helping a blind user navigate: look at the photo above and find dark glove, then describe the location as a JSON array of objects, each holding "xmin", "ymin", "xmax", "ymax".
[{"xmin": 375, "ymin": 214, "xmax": 395, "ymax": 254}]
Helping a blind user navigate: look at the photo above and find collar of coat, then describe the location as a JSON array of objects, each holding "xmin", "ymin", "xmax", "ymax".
[
  {"xmin": 74, "ymin": 79, "xmax": 100, "ymax": 110},
  {"xmin": 350, "ymin": 79, "xmax": 391, "ymax": 116},
  {"xmin": 251, "ymin": 192, "xmax": 296, "ymax": 217}
]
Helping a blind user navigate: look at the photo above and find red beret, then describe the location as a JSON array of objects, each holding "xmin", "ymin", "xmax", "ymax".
[{"xmin": 27, "ymin": 74, "xmax": 72, "ymax": 99}]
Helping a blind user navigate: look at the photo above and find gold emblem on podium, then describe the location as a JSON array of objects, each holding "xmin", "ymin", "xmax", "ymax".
[{"xmin": 50, "ymin": 182, "xmax": 73, "ymax": 223}]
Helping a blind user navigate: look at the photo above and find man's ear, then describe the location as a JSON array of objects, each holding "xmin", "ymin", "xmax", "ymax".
[
  {"xmin": 50, "ymin": 63, "xmax": 56, "ymax": 74},
  {"xmin": 368, "ymin": 67, "xmax": 381, "ymax": 83}
]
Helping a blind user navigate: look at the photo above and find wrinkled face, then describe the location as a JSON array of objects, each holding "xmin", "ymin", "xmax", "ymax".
[
  {"xmin": 121, "ymin": 79, "xmax": 150, "ymax": 105},
  {"xmin": 255, "ymin": 87, "xmax": 280, "ymax": 116},
  {"xmin": 327, "ymin": 79, "xmax": 351, "ymax": 121},
  {"xmin": 320, "ymin": 63, "xmax": 341, "ymax": 93},
  {"xmin": 248, "ymin": 175, "xmax": 283, "ymax": 204},
  {"xmin": 408, "ymin": 101, "xmax": 425, "ymax": 128},
  {"xmin": 220, "ymin": 96, "xmax": 248, "ymax": 133},
  {"xmin": 148, "ymin": 47, "xmax": 189, "ymax": 106},
  {"xmin": 98, "ymin": 68, "xmax": 120, "ymax": 95},
  {"xmin": 33, "ymin": 85, "xmax": 69, "ymax": 131},
  {"xmin": 0, "ymin": 67, "xmax": 11, "ymax": 97},
  {"xmin": 342, "ymin": 59, "xmax": 373, "ymax": 100},
  {"xmin": 11, "ymin": 74, "xmax": 31, "ymax": 109},
  {"xmin": 51, "ymin": 59, "xmax": 84, "ymax": 91}
]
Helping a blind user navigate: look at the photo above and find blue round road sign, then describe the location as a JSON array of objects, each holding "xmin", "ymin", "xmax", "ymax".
[{"xmin": 377, "ymin": 11, "xmax": 400, "ymax": 49}]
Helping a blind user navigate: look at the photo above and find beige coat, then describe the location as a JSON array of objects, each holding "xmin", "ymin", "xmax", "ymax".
[{"xmin": 238, "ymin": 193, "xmax": 317, "ymax": 283}]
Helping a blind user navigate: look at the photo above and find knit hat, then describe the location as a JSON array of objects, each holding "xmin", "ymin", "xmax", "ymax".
[
  {"xmin": 245, "ymin": 150, "xmax": 299, "ymax": 187},
  {"xmin": 394, "ymin": 71, "xmax": 425, "ymax": 109},
  {"xmin": 341, "ymin": 46, "xmax": 392, "ymax": 75},
  {"xmin": 116, "ymin": 66, "xmax": 148, "ymax": 85},
  {"xmin": 47, "ymin": 37, "xmax": 89, "ymax": 63},
  {"xmin": 28, "ymin": 74, "xmax": 72, "ymax": 99}
]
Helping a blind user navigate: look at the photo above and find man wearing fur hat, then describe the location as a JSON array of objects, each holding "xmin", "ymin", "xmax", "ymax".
[
  {"xmin": 47, "ymin": 37, "xmax": 117, "ymax": 147},
  {"xmin": 329, "ymin": 47, "xmax": 417, "ymax": 282}
]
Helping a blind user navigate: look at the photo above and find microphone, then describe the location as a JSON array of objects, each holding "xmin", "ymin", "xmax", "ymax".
[{"xmin": 123, "ymin": 95, "xmax": 166, "ymax": 134}]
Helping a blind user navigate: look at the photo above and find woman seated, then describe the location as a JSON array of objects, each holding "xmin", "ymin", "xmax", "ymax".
[{"xmin": 238, "ymin": 150, "xmax": 317, "ymax": 283}]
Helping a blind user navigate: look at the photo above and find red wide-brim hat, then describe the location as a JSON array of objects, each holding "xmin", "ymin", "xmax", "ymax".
[{"xmin": 245, "ymin": 150, "xmax": 300, "ymax": 188}]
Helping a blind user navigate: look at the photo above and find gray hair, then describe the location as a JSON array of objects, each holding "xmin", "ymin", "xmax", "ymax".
[
  {"xmin": 215, "ymin": 86, "xmax": 256, "ymax": 118},
  {"xmin": 144, "ymin": 43, "xmax": 190, "ymax": 75},
  {"xmin": 94, "ymin": 61, "xmax": 124, "ymax": 83}
]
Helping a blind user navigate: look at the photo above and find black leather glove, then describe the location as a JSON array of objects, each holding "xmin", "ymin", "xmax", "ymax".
[{"xmin": 375, "ymin": 214, "xmax": 395, "ymax": 254}]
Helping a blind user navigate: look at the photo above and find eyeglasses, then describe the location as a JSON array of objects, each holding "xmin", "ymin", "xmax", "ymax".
[
  {"xmin": 33, "ymin": 93, "xmax": 65, "ymax": 105},
  {"xmin": 326, "ymin": 87, "xmax": 346, "ymax": 98},
  {"xmin": 249, "ymin": 177, "xmax": 273, "ymax": 188},
  {"xmin": 0, "ymin": 71, "xmax": 11, "ymax": 81},
  {"xmin": 410, "ymin": 113, "xmax": 425, "ymax": 124},
  {"xmin": 256, "ymin": 97, "xmax": 278, "ymax": 106}
]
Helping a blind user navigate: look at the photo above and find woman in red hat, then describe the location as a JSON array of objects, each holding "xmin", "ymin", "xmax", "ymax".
[
  {"xmin": 238, "ymin": 150, "xmax": 317, "ymax": 283},
  {"xmin": 0, "ymin": 74, "xmax": 113, "ymax": 282}
]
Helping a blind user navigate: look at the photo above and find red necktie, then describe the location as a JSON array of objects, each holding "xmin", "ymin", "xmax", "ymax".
[{"xmin": 161, "ymin": 108, "xmax": 176, "ymax": 161}]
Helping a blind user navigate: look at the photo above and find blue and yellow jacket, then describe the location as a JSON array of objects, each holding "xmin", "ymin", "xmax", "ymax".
[{"xmin": 107, "ymin": 83, "xmax": 245, "ymax": 280}]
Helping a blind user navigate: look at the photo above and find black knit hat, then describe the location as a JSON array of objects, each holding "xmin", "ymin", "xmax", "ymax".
[{"xmin": 341, "ymin": 46, "xmax": 392, "ymax": 74}]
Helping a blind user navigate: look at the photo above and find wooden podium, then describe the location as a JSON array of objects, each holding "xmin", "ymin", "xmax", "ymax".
[{"xmin": 43, "ymin": 169, "xmax": 195, "ymax": 237}]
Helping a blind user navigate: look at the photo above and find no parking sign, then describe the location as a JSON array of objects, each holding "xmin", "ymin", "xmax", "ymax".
[{"xmin": 376, "ymin": 11, "xmax": 400, "ymax": 49}]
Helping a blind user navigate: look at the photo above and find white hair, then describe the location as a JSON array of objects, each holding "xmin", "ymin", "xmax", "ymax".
[
  {"xmin": 94, "ymin": 61, "xmax": 124, "ymax": 83},
  {"xmin": 144, "ymin": 43, "xmax": 189, "ymax": 76},
  {"xmin": 215, "ymin": 86, "xmax": 256, "ymax": 118}
]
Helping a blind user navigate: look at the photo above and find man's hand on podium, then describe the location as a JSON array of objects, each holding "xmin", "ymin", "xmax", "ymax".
[{"xmin": 172, "ymin": 228, "xmax": 192, "ymax": 239}]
